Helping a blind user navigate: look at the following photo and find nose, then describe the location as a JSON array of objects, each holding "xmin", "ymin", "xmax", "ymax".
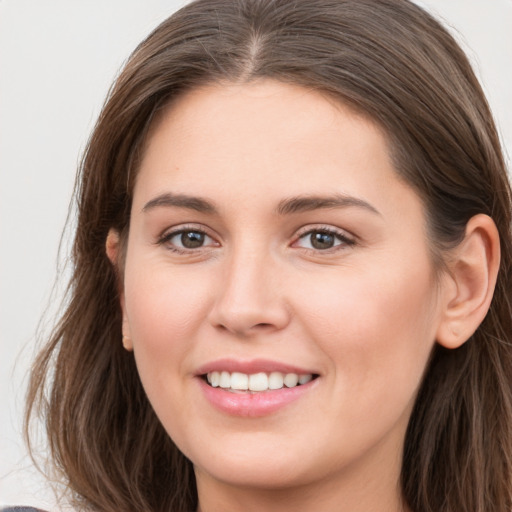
[{"xmin": 207, "ymin": 247, "xmax": 290, "ymax": 337}]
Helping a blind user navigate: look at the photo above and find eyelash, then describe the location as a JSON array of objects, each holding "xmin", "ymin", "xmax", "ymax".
[
  {"xmin": 156, "ymin": 225, "xmax": 356, "ymax": 254},
  {"xmin": 156, "ymin": 225, "xmax": 217, "ymax": 254},
  {"xmin": 292, "ymin": 225, "xmax": 356, "ymax": 253}
]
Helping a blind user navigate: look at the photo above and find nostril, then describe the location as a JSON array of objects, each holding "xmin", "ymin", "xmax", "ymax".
[{"xmin": 213, "ymin": 321, "xmax": 277, "ymax": 336}]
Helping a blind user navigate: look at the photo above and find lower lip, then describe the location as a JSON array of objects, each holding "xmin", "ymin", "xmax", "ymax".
[{"xmin": 198, "ymin": 378, "xmax": 317, "ymax": 417}]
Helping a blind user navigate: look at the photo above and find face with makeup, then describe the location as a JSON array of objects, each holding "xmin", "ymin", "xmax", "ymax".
[{"xmin": 113, "ymin": 80, "xmax": 455, "ymax": 508}]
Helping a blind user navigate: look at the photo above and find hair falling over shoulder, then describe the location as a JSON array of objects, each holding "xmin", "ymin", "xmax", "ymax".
[{"xmin": 25, "ymin": 0, "xmax": 512, "ymax": 510}]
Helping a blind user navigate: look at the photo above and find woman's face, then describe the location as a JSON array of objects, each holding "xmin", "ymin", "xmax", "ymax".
[{"xmin": 121, "ymin": 81, "xmax": 447, "ymax": 495}]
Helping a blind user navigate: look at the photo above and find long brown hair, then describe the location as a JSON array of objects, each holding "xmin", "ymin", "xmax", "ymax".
[{"xmin": 26, "ymin": 0, "xmax": 512, "ymax": 510}]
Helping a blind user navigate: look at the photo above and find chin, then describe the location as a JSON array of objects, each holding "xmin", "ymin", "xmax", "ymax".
[
  {"xmin": 187, "ymin": 434, "xmax": 335, "ymax": 492},
  {"xmin": 196, "ymin": 456, "xmax": 313, "ymax": 490}
]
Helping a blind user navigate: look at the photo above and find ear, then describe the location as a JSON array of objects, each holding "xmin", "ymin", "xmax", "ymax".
[
  {"xmin": 106, "ymin": 229, "xmax": 133, "ymax": 351},
  {"xmin": 436, "ymin": 214, "xmax": 500, "ymax": 349},
  {"xmin": 106, "ymin": 228, "xmax": 121, "ymax": 267}
]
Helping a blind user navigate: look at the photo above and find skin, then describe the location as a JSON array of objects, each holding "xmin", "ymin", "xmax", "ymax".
[{"xmin": 109, "ymin": 80, "xmax": 498, "ymax": 512}]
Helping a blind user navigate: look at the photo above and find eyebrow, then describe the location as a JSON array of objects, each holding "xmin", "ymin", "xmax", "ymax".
[
  {"xmin": 142, "ymin": 192, "xmax": 380, "ymax": 216},
  {"xmin": 142, "ymin": 193, "xmax": 217, "ymax": 214},
  {"xmin": 275, "ymin": 194, "xmax": 381, "ymax": 216}
]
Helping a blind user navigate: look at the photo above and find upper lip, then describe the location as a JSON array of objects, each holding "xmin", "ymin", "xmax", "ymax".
[{"xmin": 195, "ymin": 358, "xmax": 318, "ymax": 376}]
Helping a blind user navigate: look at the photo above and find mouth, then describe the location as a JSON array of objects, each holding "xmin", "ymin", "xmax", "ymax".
[
  {"xmin": 201, "ymin": 371, "xmax": 319, "ymax": 393},
  {"xmin": 197, "ymin": 362, "xmax": 320, "ymax": 417}
]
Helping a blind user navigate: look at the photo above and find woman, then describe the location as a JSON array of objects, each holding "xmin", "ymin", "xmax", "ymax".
[{"xmin": 16, "ymin": 0, "xmax": 512, "ymax": 510}]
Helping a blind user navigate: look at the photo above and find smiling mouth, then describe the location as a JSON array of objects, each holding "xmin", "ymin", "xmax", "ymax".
[{"xmin": 202, "ymin": 371, "xmax": 318, "ymax": 393}]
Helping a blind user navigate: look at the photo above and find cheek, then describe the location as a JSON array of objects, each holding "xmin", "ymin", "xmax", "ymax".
[
  {"xmin": 122, "ymin": 260, "xmax": 213, "ymax": 380},
  {"xmin": 122, "ymin": 263, "xmax": 214, "ymax": 440},
  {"xmin": 294, "ymin": 259, "xmax": 438, "ymax": 407}
]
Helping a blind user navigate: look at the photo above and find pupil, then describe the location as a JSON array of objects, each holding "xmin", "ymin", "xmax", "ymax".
[
  {"xmin": 311, "ymin": 232, "xmax": 334, "ymax": 249},
  {"xmin": 181, "ymin": 231, "xmax": 204, "ymax": 248}
]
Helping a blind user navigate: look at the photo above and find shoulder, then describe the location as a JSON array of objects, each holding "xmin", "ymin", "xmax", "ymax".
[{"xmin": 0, "ymin": 507, "xmax": 48, "ymax": 512}]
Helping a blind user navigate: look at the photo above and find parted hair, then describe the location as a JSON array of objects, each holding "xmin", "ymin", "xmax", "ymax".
[{"xmin": 26, "ymin": 0, "xmax": 512, "ymax": 510}]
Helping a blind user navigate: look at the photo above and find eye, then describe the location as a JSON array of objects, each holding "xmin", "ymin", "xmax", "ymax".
[
  {"xmin": 158, "ymin": 228, "xmax": 217, "ymax": 252},
  {"xmin": 294, "ymin": 228, "xmax": 355, "ymax": 251}
]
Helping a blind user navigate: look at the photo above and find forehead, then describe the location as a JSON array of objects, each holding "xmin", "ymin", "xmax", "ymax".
[{"xmin": 133, "ymin": 80, "xmax": 420, "ymax": 221}]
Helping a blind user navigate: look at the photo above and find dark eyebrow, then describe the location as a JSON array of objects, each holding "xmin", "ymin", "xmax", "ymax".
[
  {"xmin": 142, "ymin": 192, "xmax": 379, "ymax": 216},
  {"xmin": 142, "ymin": 193, "xmax": 217, "ymax": 214},
  {"xmin": 275, "ymin": 194, "xmax": 380, "ymax": 216}
]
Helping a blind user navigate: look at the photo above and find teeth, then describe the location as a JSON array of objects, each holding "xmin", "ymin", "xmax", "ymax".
[
  {"xmin": 206, "ymin": 371, "xmax": 314, "ymax": 392},
  {"xmin": 298, "ymin": 374, "xmax": 312, "ymax": 385},
  {"xmin": 231, "ymin": 372, "xmax": 249, "ymax": 390},
  {"xmin": 249, "ymin": 372, "xmax": 268, "ymax": 391},
  {"xmin": 219, "ymin": 371, "xmax": 231, "ymax": 388},
  {"xmin": 208, "ymin": 371, "xmax": 220, "ymax": 387},
  {"xmin": 269, "ymin": 371, "xmax": 284, "ymax": 390}
]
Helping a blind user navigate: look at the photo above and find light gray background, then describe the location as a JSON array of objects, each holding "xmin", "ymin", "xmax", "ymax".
[{"xmin": 1, "ymin": 1, "xmax": 511, "ymax": 509}]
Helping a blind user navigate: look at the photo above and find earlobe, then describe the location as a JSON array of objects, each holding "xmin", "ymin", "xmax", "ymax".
[
  {"xmin": 120, "ymin": 299, "xmax": 134, "ymax": 352},
  {"xmin": 106, "ymin": 229, "xmax": 120, "ymax": 266},
  {"xmin": 436, "ymin": 214, "xmax": 500, "ymax": 349},
  {"xmin": 122, "ymin": 315, "xmax": 134, "ymax": 352}
]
